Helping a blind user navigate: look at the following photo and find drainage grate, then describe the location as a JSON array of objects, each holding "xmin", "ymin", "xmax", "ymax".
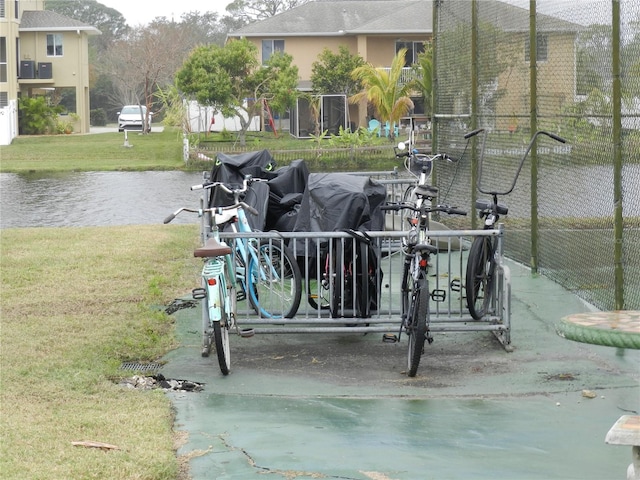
[{"xmin": 120, "ymin": 362, "xmax": 163, "ymax": 373}]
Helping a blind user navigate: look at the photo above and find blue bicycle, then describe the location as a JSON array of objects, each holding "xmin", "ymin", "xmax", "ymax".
[{"xmin": 165, "ymin": 177, "xmax": 302, "ymax": 374}]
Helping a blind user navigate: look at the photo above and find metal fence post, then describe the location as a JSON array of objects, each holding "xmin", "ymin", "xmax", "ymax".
[
  {"xmin": 529, "ymin": 0, "xmax": 539, "ymax": 274},
  {"xmin": 612, "ymin": 0, "xmax": 624, "ymax": 309},
  {"xmin": 471, "ymin": 0, "xmax": 479, "ymax": 230}
]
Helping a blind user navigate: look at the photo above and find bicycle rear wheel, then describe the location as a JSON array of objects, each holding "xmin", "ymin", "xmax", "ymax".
[
  {"xmin": 307, "ymin": 280, "xmax": 330, "ymax": 310},
  {"xmin": 407, "ymin": 274, "xmax": 429, "ymax": 377},
  {"xmin": 247, "ymin": 239, "xmax": 302, "ymax": 318},
  {"xmin": 307, "ymin": 248, "xmax": 330, "ymax": 310},
  {"xmin": 465, "ymin": 236, "xmax": 495, "ymax": 320}
]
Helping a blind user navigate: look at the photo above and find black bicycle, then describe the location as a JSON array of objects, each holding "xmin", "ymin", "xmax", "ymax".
[
  {"xmin": 465, "ymin": 130, "xmax": 566, "ymax": 320},
  {"xmin": 382, "ymin": 141, "xmax": 467, "ymax": 376}
]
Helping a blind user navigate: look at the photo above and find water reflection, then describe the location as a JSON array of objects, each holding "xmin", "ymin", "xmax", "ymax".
[
  {"xmin": 1, "ymin": 165, "xmax": 638, "ymax": 229},
  {"xmin": 0, "ymin": 171, "xmax": 205, "ymax": 228}
]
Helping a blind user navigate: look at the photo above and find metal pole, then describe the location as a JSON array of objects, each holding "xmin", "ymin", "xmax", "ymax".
[
  {"xmin": 432, "ymin": 0, "xmax": 439, "ymax": 154},
  {"xmin": 612, "ymin": 0, "xmax": 624, "ymax": 309},
  {"xmin": 529, "ymin": 0, "xmax": 539, "ymax": 274},
  {"xmin": 471, "ymin": 0, "xmax": 479, "ymax": 230}
]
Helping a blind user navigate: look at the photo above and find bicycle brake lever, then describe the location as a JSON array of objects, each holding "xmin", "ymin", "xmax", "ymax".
[{"xmin": 241, "ymin": 203, "xmax": 259, "ymax": 216}]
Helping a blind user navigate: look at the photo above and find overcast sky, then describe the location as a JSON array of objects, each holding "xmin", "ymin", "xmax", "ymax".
[
  {"xmin": 98, "ymin": 0, "xmax": 228, "ymax": 26},
  {"xmin": 97, "ymin": 0, "xmax": 605, "ymax": 28}
]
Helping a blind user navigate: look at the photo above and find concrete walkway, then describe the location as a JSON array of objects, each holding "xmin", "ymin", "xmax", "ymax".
[{"xmin": 161, "ymin": 259, "xmax": 639, "ymax": 479}]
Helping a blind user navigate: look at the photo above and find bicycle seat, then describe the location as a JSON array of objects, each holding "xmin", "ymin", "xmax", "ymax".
[
  {"xmin": 415, "ymin": 184, "xmax": 439, "ymax": 198},
  {"xmin": 194, "ymin": 238, "xmax": 232, "ymax": 258}
]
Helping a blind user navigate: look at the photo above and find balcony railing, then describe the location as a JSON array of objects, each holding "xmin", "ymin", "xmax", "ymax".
[{"xmin": 379, "ymin": 67, "xmax": 419, "ymax": 85}]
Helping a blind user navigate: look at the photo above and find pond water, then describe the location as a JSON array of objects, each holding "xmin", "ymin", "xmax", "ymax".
[
  {"xmin": 0, "ymin": 171, "xmax": 205, "ymax": 228},
  {"xmin": 1, "ymin": 165, "xmax": 638, "ymax": 229}
]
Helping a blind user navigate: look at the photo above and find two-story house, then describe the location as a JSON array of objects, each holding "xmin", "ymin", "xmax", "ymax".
[
  {"xmin": 227, "ymin": 0, "xmax": 580, "ymax": 138},
  {"xmin": 227, "ymin": 0, "xmax": 432, "ymax": 138},
  {"xmin": 0, "ymin": 0, "xmax": 100, "ymax": 145}
]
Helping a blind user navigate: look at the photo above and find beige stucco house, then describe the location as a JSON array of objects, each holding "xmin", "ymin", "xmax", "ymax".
[
  {"xmin": 228, "ymin": 0, "xmax": 433, "ymax": 137},
  {"xmin": 227, "ymin": 0, "xmax": 580, "ymax": 137},
  {"xmin": 0, "ymin": 0, "xmax": 100, "ymax": 145}
]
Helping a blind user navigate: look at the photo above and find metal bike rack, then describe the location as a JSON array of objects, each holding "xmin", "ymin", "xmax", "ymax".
[{"xmin": 221, "ymin": 226, "xmax": 512, "ymax": 351}]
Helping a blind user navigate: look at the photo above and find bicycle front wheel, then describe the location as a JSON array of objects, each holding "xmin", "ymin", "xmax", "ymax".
[
  {"xmin": 203, "ymin": 285, "xmax": 230, "ymax": 375},
  {"xmin": 465, "ymin": 236, "xmax": 495, "ymax": 320},
  {"xmin": 247, "ymin": 239, "xmax": 302, "ymax": 318},
  {"xmin": 407, "ymin": 274, "xmax": 429, "ymax": 377}
]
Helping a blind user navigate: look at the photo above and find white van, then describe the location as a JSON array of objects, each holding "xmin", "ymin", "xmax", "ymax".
[{"xmin": 117, "ymin": 105, "xmax": 151, "ymax": 132}]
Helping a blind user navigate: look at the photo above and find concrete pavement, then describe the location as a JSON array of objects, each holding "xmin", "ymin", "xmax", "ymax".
[{"xmin": 161, "ymin": 259, "xmax": 639, "ymax": 479}]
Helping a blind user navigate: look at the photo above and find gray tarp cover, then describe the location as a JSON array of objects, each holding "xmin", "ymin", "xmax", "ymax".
[{"xmin": 293, "ymin": 173, "xmax": 386, "ymax": 234}]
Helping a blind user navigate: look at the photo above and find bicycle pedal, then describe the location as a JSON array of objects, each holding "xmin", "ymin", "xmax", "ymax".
[
  {"xmin": 382, "ymin": 333, "xmax": 398, "ymax": 343},
  {"xmin": 192, "ymin": 288, "xmax": 206, "ymax": 300},
  {"xmin": 426, "ymin": 335, "xmax": 434, "ymax": 344},
  {"xmin": 431, "ymin": 289, "xmax": 446, "ymax": 302},
  {"xmin": 236, "ymin": 291, "xmax": 247, "ymax": 301},
  {"xmin": 450, "ymin": 278, "xmax": 462, "ymax": 292}
]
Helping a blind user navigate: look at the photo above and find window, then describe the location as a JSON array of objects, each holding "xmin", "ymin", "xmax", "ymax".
[
  {"xmin": 14, "ymin": 0, "xmax": 18, "ymax": 19},
  {"xmin": 395, "ymin": 41, "xmax": 425, "ymax": 66},
  {"xmin": 0, "ymin": 92, "xmax": 7, "ymax": 107},
  {"xmin": 1, "ymin": 1, "xmax": 5, "ymax": 18},
  {"xmin": 0, "ymin": 37, "xmax": 6, "ymax": 82},
  {"xmin": 525, "ymin": 34, "xmax": 548, "ymax": 62},
  {"xmin": 47, "ymin": 34, "xmax": 63, "ymax": 57},
  {"xmin": 261, "ymin": 39, "xmax": 284, "ymax": 63}
]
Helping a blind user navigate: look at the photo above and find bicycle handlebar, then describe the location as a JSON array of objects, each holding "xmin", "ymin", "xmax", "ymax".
[
  {"xmin": 538, "ymin": 130, "xmax": 566, "ymax": 144},
  {"xmin": 395, "ymin": 149, "xmax": 451, "ymax": 163},
  {"xmin": 464, "ymin": 128, "xmax": 485, "ymax": 139},
  {"xmin": 381, "ymin": 202, "xmax": 467, "ymax": 216},
  {"xmin": 163, "ymin": 201, "xmax": 259, "ymax": 224},
  {"xmin": 191, "ymin": 175, "xmax": 267, "ymax": 193},
  {"xmin": 475, "ymin": 129, "xmax": 567, "ymax": 197}
]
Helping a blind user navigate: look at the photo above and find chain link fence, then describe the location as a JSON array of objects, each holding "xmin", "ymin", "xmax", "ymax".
[{"xmin": 433, "ymin": 0, "xmax": 639, "ymax": 311}]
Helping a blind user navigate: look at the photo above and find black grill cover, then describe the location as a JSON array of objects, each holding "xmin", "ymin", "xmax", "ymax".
[{"xmin": 293, "ymin": 173, "xmax": 386, "ymax": 234}]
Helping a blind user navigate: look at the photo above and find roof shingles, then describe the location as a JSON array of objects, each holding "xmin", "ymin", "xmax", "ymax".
[
  {"xmin": 19, "ymin": 10, "xmax": 101, "ymax": 34},
  {"xmin": 228, "ymin": 0, "xmax": 580, "ymax": 37},
  {"xmin": 229, "ymin": 1, "xmax": 431, "ymax": 36}
]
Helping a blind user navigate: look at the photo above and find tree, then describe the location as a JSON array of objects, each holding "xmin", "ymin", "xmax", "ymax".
[
  {"xmin": 100, "ymin": 20, "xmax": 196, "ymax": 131},
  {"xmin": 176, "ymin": 11, "xmax": 226, "ymax": 47},
  {"xmin": 310, "ymin": 45, "xmax": 364, "ymax": 96},
  {"xmin": 575, "ymin": 24, "xmax": 611, "ymax": 96},
  {"xmin": 45, "ymin": 0, "xmax": 128, "ymax": 53},
  {"xmin": 411, "ymin": 42, "xmax": 433, "ymax": 118},
  {"xmin": 175, "ymin": 38, "xmax": 299, "ymax": 145},
  {"xmin": 224, "ymin": 0, "xmax": 312, "ymax": 26},
  {"xmin": 350, "ymin": 49, "xmax": 414, "ymax": 140}
]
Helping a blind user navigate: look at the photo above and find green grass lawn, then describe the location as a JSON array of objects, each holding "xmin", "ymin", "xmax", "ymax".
[
  {"xmin": 1, "ymin": 127, "xmax": 185, "ymax": 173},
  {"xmin": 0, "ymin": 224, "xmax": 200, "ymax": 479},
  {"xmin": 0, "ymin": 127, "xmax": 400, "ymax": 173}
]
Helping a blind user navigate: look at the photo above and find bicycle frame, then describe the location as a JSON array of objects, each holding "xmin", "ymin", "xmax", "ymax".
[
  {"xmin": 199, "ymin": 178, "xmax": 302, "ymax": 320},
  {"xmin": 207, "ymin": 203, "xmax": 257, "ymax": 293}
]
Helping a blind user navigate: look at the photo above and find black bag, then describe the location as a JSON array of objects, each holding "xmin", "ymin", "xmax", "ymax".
[{"xmin": 330, "ymin": 230, "xmax": 383, "ymax": 319}]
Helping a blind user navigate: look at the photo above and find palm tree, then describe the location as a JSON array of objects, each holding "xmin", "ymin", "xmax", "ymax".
[
  {"xmin": 412, "ymin": 42, "xmax": 433, "ymax": 118},
  {"xmin": 350, "ymin": 48, "xmax": 414, "ymax": 140}
]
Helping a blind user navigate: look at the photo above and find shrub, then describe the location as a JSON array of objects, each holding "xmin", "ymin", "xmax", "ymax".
[
  {"xmin": 18, "ymin": 97, "xmax": 63, "ymax": 135},
  {"xmin": 90, "ymin": 108, "xmax": 107, "ymax": 126}
]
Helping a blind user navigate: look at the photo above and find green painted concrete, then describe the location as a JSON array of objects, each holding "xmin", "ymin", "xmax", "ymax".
[{"xmin": 162, "ymin": 260, "xmax": 639, "ymax": 479}]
